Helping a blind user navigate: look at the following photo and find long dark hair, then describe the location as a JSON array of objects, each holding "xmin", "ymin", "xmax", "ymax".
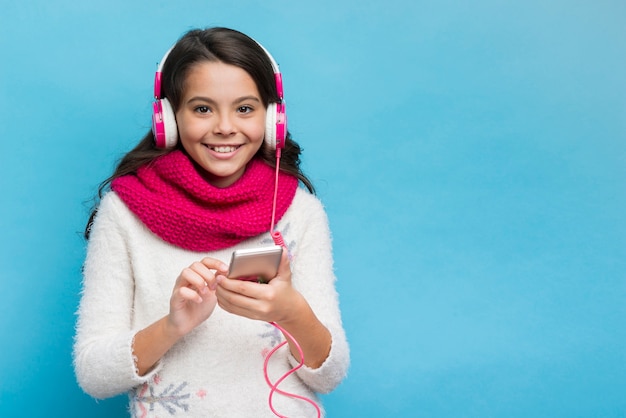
[{"xmin": 85, "ymin": 27, "xmax": 314, "ymax": 239}]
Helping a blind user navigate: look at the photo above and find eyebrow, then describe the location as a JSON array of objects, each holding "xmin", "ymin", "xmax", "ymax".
[{"xmin": 186, "ymin": 95, "xmax": 262, "ymax": 105}]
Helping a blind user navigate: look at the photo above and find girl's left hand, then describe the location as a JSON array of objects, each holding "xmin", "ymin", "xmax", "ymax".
[
  {"xmin": 217, "ymin": 249, "xmax": 332, "ymax": 369},
  {"xmin": 215, "ymin": 250, "xmax": 304, "ymax": 323}
]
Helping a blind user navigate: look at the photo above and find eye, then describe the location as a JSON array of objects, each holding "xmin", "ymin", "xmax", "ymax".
[
  {"xmin": 194, "ymin": 105, "xmax": 211, "ymax": 114},
  {"xmin": 237, "ymin": 105, "xmax": 253, "ymax": 114}
]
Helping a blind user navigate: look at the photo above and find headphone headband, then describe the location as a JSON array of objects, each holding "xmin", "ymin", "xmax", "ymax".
[
  {"xmin": 154, "ymin": 47, "xmax": 173, "ymax": 100},
  {"xmin": 256, "ymin": 43, "xmax": 284, "ymax": 100}
]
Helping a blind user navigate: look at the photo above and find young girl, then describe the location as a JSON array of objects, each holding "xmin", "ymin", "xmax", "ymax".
[{"xmin": 73, "ymin": 27, "xmax": 349, "ymax": 417}]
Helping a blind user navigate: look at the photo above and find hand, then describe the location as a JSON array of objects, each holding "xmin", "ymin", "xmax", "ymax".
[
  {"xmin": 168, "ymin": 257, "xmax": 228, "ymax": 338},
  {"xmin": 215, "ymin": 250, "xmax": 332, "ymax": 368},
  {"xmin": 215, "ymin": 250, "xmax": 304, "ymax": 324}
]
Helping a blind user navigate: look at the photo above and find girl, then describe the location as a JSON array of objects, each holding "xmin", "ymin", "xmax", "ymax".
[{"xmin": 74, "ymin": 27, "xmax": 349, "ymax": 417}]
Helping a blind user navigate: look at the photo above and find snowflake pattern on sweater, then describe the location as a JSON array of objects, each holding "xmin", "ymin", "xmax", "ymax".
[{"xmin": 132, "ymin": 374, "xmax": 206, "ymax": 417}]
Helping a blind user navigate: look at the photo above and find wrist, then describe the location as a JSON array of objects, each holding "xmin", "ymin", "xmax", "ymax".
[
  {"xmin": 276, "ymin": 291, "xmax": 310, "ymax": 328},
  {"xmin": 162, "ymin": 315, "xmax": 187, "ymax": 342},
  {"xmin": 133, "ymin": 316, "xmax": 182, "ymax": 376}
]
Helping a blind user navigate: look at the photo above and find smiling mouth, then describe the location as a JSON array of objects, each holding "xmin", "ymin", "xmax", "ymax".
[{"xmin": 208, "ymin": 145, "xmax": 241, "ymax": 153}]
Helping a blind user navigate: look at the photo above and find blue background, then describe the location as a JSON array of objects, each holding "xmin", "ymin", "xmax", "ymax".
[{"xmin": 1, "ymin": 1, "xmax": 624, "ymax": 417}]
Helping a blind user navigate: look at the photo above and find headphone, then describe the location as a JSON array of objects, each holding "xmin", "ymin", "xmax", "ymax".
[{"xmin": 151, "ymin": 40, "xmax": 287, "ymax": 151}]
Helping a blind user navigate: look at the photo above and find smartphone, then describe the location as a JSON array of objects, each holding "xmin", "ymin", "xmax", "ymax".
[{"xmin": 228, "ymin": 245, "xmax": 283, "ymax": 282}]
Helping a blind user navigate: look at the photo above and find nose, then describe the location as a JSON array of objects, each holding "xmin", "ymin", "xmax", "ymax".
[{"xmin": 214, "ymin": 112, "xmax": 235, "ymax": 136}]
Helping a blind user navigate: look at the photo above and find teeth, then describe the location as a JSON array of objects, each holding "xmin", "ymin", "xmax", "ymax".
[{"xmin": 212, "ymin": 146, "xmax": 238, "ymax": 153}]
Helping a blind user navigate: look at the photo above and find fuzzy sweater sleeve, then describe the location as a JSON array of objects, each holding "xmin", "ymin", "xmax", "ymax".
[
  {"xmin": 285, "ymin": 191, "xmax": 350, "ymax": 393},
  {"xmin": 73, "ymin": 193, "xmax": 161, "ymax": 399}
]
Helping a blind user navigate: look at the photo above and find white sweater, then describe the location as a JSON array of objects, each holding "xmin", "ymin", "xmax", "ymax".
[{"xmin": 74, "ymin": 188, "xmax": 349, "ymax": 417}]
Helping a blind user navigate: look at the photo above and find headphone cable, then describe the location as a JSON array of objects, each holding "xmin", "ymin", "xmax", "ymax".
[{"xmin": 267, "ymin": 148, "xmax": 321, "ymax": 418}]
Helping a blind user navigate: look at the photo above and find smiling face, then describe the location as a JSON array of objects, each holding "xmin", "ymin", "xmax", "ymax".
[{"xmin": 175, "ymin": 61, "xmax": 266, "ymax": 188}]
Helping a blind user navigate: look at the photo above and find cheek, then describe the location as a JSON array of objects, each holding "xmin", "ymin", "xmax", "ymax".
[
  {"xmin": 250, "ymin": 116, "xmax": 267, "ymax": 142},
  {"xmin": 176, "ymin": 116, "xmax": 203, "ymax": 142},
  {"xmin": 255, "ymin": 125, "xmax": 267, "ymax": 142}
]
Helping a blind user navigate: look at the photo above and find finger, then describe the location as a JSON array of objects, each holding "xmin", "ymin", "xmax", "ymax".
[
  {"xmin": 195, "ymin": 258, "xmax": 228, "ymax": 289},
  {"xmin": 179, "ymin": 265, "xmax": 211, "ymax": 294},
  {"xmin": 174, "ymin": 284, "xmax": 204, "ymax": 305},
  {"xmin": 200, "ymin": 257, "xmax": 229, "ymax": 275},
  {"xmin": 275, "ymin": 250, "xmax": 292, "ymax": 281},
  {"xmin": 215, "ymin": 282, "xmax": 260, "ymax": 318},
  {"xmin": 216, "ymin": 275, "xmax": 256, "ymax": 297},
  {"xmin": 217, "ymin": 275, "xmax": 278, "ymax": 312}
]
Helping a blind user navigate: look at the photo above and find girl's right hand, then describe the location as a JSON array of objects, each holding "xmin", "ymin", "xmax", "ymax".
[
  {"xmin": 132, "ymin": 258, "xmax": 228, "ymax": 376},
  {"xmin": 167, "ymin": 257, "xmax": 228, "ymax": 338}
]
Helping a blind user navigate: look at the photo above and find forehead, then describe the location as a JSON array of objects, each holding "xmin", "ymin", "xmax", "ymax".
[{"xmin": 182, "ymin": 61, "xmax": 260, "ymax": 99}]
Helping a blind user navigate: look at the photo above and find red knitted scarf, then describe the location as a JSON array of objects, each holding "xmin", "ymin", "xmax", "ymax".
[{"xmin": 111, "ymin": 150, "xmax": 298, "ymax": 252}]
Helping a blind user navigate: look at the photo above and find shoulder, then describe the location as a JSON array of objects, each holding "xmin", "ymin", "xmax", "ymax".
[
  {"xmin": 291, "ymin": 187, "xmax": 326, "ymax": 214},
  {"xmin": 95, "ymin": 191, "xmax": 134, "ymax": 222},
  {"xmin": 280, "ymin": 188, "xmax": 333, "ymax": 245},
  {"xmin": 90, "ymin": 191, "xmax": 144, "ymax": 236},
  {"xmin": 284, "ymin": 187, "xmax": 331, "ymax": 227}
]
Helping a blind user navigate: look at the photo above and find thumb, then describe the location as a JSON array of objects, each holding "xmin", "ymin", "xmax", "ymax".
[{"xmin": 275, "ymin": 247, "xmax": 292, "ymax": 281}]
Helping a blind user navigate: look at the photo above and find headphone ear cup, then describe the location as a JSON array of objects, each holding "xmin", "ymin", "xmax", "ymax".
[
  {"xmin": 265, "ymin": 102, "xmax": 277, "ymax": 150},
  {"xmin": 152, "ymin": 98, "xmax": 178, "ymax": 148}
]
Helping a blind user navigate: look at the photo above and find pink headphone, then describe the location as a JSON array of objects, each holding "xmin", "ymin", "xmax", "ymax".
[{"xmin": 151, "ymin": 40, "xmax": 287, "ymax": 151}]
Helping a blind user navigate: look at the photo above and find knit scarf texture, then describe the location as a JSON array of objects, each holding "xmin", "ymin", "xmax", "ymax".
[{"xmin": 111, "ymin": 150, "xmax": 298, "ymax": 252}]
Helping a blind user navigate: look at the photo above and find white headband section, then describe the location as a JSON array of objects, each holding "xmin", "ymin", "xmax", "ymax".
[
  {"xmin": 254, "ymin": 40, "xmax": 281, "ymax": 75},
  {"xmin": 156, "ymin": 46, "xmax": 174, "ymax": 73}
]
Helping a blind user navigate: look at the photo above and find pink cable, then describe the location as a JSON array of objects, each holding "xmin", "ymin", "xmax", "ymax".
[
  {"xmin": 270, "ymin": 149, "xmax": 281, "ymax": 234},
  {"xmin": 264, "ymin": 322, "xmax": 321, "ymax": 418},
  {"xmin": 266, "ymin": 149, "xmax": 321, "ymax": 417}
]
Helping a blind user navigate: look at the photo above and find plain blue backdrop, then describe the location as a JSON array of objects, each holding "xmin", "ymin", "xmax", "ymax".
[{"xmin": 1, "ymin": 1, "xmax": 624, "ymax": 417}]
